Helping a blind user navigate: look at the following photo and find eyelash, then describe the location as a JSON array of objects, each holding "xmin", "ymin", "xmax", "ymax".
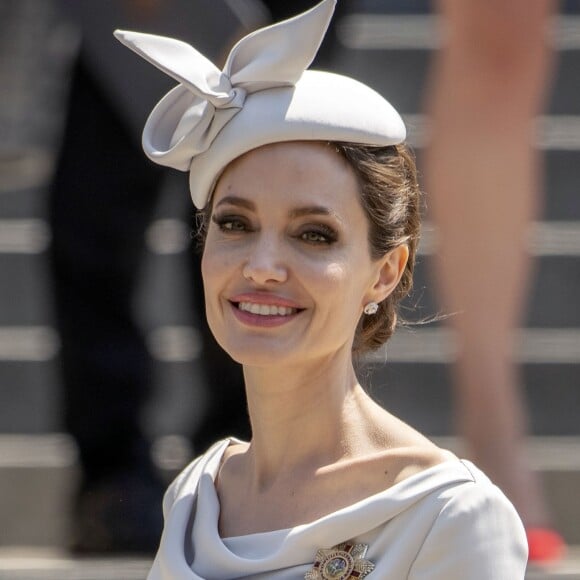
[
  {"xmin": 212, "ymin": 214, "xmax": 248, "ymax": 232},
  {"xmin": 298, "ymin": 224, "xmax": 337, "ymax": 245},
  {"xmin": 211, "ymin": 214, "xmax": 338, "ymax": 245}
]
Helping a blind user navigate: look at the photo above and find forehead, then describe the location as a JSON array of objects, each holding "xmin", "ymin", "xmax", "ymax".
[{"xmin": 213, "ymin": 141, "xmax": 360, "ymax": 209}]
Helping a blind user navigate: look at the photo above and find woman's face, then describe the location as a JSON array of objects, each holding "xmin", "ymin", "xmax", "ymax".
[{"xmin": 201, "ymin": 141, "xmax": 387, "ymax": 368}]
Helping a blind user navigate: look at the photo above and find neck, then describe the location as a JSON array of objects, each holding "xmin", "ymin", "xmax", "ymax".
[{"xmin": 241, "ymin": 351, "xmax": 382, "ymax": 489}]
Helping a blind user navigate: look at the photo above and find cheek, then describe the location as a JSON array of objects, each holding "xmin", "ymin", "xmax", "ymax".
[
  {"xmin": 200, "ymin": 245, "xmax": 227, "ymax": 299},
  {"xmin": 317, "ymin": 255, "xmax": 375, "ymax": 315},
  {"xmin": 201, "ymin": 239, "xmax": 235, "ymax": 279},
  {"xmin": 200, "ymin": 250, "xmax": 213, "ymax": 290},
  {"xmin": 323, "ymin": 262, "xmax": 347, "ymax": 284},
  {"xmin": 200, "ymin": 248, "xmax": 228, "ymax": 336},
  {"xmin": 317, "ymin": 262, "xmax": 358, "ymax": 304},
  {"xmin": 322, "ymin": 261, "xmax": 366, "ymax": 296}
]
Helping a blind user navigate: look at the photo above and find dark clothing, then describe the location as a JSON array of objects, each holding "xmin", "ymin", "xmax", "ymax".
[{"xmin": 49, "ymin": 57, "xmax": 163, "ymax": 480}]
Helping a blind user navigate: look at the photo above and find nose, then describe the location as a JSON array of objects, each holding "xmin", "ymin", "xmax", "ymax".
[{"xmin": 242, "ymin": 233, "xmax": 288, "ymax": 285}]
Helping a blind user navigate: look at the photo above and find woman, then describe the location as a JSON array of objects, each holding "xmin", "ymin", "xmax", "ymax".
[{"xmin": 115, "ymin": 1, "xmax": 528, "ymax": 577}]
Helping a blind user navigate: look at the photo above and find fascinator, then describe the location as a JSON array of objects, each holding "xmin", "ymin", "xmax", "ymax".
[{"xmin": 114, "ymin": 0, "xmax": 405, "ymax": 209}]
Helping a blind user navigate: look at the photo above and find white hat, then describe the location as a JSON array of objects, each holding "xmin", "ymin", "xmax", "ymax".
[{"xmin": 114, "ymin": 0, "xmax": 406, "ymax": 209}]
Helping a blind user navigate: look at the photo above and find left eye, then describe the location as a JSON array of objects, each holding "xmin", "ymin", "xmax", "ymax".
[
  {"xmin": 222, "ymin": 219, "xmax": 246, "ymax": 231},
  {"xmin": 298, "ymin": 224, "xmax": 338, "ymax": 244},
  {"xmin": 300, "ymin": 230, "xmax": 329, "ymax": 243}
]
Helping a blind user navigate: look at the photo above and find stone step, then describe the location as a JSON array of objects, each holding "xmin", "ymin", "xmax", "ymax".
[
  {"xmin": 0, "ymin": 549, "xmax": 151, "ymax": 580},
  {"xmin": 0, "ymin": 434, "xmax": 189, "ymax": 548},
  {"xmin": 411, "ymin": 256, "xmax": 580, "ymax": 330},
  {"xmin": 372, "ymin": 361, "xmax": 580, "ymax": 437},
  {"xmin": 0, "ymin": 548, "xmax": 577, "ymax": 580},
  {"xmin": 0, "ymin": 358, "xmax": 578, "ymax": 437},
  {"xmin": 0, "ymin": 435, "xmax": 579, "ymax": 550}
]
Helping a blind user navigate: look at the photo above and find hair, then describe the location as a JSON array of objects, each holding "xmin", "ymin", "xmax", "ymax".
[
  {"xmin": 333, "ymin": 143, "xmax": 421, "ymax": 354},
  {"xmin": 195, "ymin": 141, "xmax": 421, "ymax": 355}
]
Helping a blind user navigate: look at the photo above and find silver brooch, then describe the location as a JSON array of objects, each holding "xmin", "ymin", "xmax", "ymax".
[{"xmin": 305, "ymin": 541, "xmax": 375, "ymax": 580}]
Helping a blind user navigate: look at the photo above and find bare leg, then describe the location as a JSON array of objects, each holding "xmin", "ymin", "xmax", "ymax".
[{"xmin": 423, "ymin": 0, "xmax": 556, "ymax": 528}]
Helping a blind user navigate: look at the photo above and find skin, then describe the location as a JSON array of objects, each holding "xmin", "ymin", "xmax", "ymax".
[
  {"xmin": 424, "ymin": 0, "xmax": 556, "ymax": 527},
  {"xmin": 201, "ymin": 141, "xmax": 452, "ymax": 537}
]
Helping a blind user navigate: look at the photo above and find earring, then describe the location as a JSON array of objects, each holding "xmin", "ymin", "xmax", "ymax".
[{"xmin": 363, "ymin": 302, "xmax": 379, "ymax": 315}]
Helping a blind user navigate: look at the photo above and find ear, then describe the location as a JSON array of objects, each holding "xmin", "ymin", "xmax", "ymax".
[{"xmin": 366, "ymin": 244, "xmax": 410, "ymax": 304}]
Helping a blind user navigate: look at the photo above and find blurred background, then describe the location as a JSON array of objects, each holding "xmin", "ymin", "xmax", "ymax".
[{"xmin": 0, "ymin": 0, "xmax": 579, "ymax": 578}]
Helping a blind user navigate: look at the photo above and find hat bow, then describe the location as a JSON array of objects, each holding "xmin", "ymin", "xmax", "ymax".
[{"xmin": 114, "ymin": 0, "xmax": 335, "ymax": 171}]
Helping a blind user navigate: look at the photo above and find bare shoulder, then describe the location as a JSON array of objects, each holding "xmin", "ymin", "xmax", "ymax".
[
  {"xmin": 367, "ymin": 415, "xmax": 459, "ymax": 488},
  {"xmin": 221, "ymin": 440, "xmax": 249, "ymax": 461},
  {"xmin": 216, "ymin": 439, "xmax": 250, "ymax": 487},
  {"xmin": 362, "ymin": 397, "xmax": 459, "ymax": 485},
  {"xmin": 343, "ymin": 435, "xmax": 458, "ymax": 497},
  {"xmin": 389, "ymin": 444, "xmax": 458, "ymax": 486},
  {"xmin": 219, "ymin": 440, "xmax": 249, "ymax": 473}
]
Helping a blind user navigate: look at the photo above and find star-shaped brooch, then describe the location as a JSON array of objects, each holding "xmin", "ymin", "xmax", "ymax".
[{"xmin": 305, "ymin": 541, "xmax": 375, "ymax": 580}]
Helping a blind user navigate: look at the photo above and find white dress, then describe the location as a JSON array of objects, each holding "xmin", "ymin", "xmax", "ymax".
[{"xmin": 147, "ymin": 439, "xmax": 528, "ymax": 580}]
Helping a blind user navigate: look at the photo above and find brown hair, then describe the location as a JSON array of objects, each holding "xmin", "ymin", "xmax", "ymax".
[
  {"xmin": 195, "ymin": 141, "xmax": 421, "ymax": 354},
  {"xmin": 333, "ymin": 142, "xmax": 421, "ymax": 354}
]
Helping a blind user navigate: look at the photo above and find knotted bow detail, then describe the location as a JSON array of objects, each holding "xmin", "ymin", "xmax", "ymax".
[{"xmin": 114, "ymin": 0, "xmax": 336, "ymax": 171}]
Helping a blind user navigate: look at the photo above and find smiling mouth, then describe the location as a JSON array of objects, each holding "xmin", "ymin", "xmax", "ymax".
[{"xmin": 234, "ymin": 301, "xmax": 300, "ymax": 316}]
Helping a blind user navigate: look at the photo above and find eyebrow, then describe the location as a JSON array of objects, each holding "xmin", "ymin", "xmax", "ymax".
[
  {"xmin": 215, "ymin": 196, "xmax": 342, "ymax": 222},
  {"xmin": 288, "ymin": 206, "xmax": 338, "ymax": 220},
  {"xmin": 214, "ymin": 195, "xmax": 254, "ymax": 210}
]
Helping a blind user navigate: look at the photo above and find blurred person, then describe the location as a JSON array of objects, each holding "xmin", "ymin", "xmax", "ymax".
[
  {"xmin": 50, "ymin": 0, "xmax": 346, "ymax": 553},
  {"xmin": 115, "ymin": 1, "xmax": 528, "ymax": 577},
  {"xmin": 423, "ymin": 0, "xmax": 564, "ymax": 562},
  {"xmin": 49, "ymin": 53, "xmax": 167, "ymax": 552}
]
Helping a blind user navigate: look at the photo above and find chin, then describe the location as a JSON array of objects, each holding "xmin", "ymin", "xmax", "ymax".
[
  {"xmin": 225, "ymin": 343, "xmax": 297, "ymax": 368},
  {"xmin": 229, "ymin": 349, "xmax": 290, "ymax": 367}
]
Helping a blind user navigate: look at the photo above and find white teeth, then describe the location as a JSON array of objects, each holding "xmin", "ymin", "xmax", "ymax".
[{"xmin": 238, "ymin": 302, "xmax": 297, "ymax": 316}]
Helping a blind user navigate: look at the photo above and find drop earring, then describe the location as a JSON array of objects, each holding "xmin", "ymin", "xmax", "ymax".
[{"xmin": 363, "ymin": 302, "xmax": 379, "ymax": 315}]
